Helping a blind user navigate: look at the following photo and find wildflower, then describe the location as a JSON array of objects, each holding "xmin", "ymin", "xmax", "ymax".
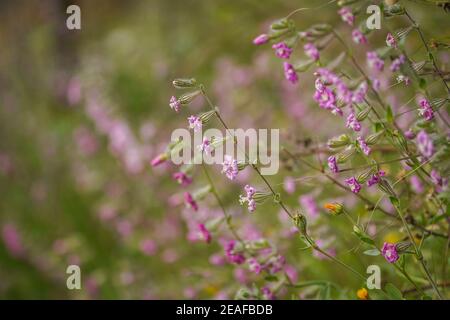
[
  {"xmin": 304, "ymin": 43, "xmax": 320, "ymax": 61},
  {"xmin": 345, "ymin": 177, "xmax": 362, "ymax": 194},
  {"xmin": 197, "ymin": 223, "xmax": 212, "ymax": 243},
  {"xmin": 261, "ymin": 286, "xmax": 275, "ymax": 300},
  {"xmin": 324, "ymin": 202, "xmax": 343, "ymax": 215},
  {"xmin": 352, "ymin": 29, "xmax": 367, "ymax": 44},
  {"xmin": 2, "ymin": 224, "xmax": 24, "ymax": 258},
  {"xmin": 346, "ymin": 112, "xmax": 361, "ymax": 132},
  {"xmin": 327, "ymin": 155, "xmax": 339, "ymax": 173},
  {"xmin": 266, "ymin": 255, "xmax": 286, "ymax": 274},
  {"xmin": 357, "ymin": 288, "xmax": 369, "ymax": 300},
  {"xmin": 381, "ymin": 242, "xmax": 399, "ymax": 263},
  {"xmin": 225, "ymin": 240, "xmax": 245, "ymax": 264},
  {"xmin": 253, "ymin": 33, "xmax": 269, "ymax": 45},
  {"xmin": 367, "ymin": 170, "xmax": 385, "ymax": 187},
  {"xmin": 198, "ymin": 137, "xmax": 212, "ymax": 154},
  {"xmin": 430, "ymin": 170, "xmax": 448, "ymax": 193},
  {"xmin": 184, "ymin": 192, "xmax": 199, "ymax": 211},
  {"xmin": 239, "ymin": 184, "xmax": 257, "ymax": 213},
  {"xmin": 390, "ymin": 55, "xmax": 405, "ymax": 72},
  {"xmin": 371, "ymin": 77, "xmax": 381, "ymax": 91},
  {"xmin": 247, "ymin": 257, "xmax": 263, "ymax": 274},
  {"xmin": 367, "ymin": 51, "xmax": 384, "ymax": 72},
  {"xmin": 386, "ymin": 32, "xmax": 397, "ymax": 48},
  {"xmin": 169, "ymin": 96, "xmax": 181, "ymax": 112},
  {"xmin": 410, "ymin": 175, "xmax": 424, "ymax": 194},
  {"xmin": 357, "ymin": 136, "xmax": 371, "ymax": 155},
  {"xmin": 172, "ymin": 171, "xmax": 192, "ymax": 186},
  {"xmin": 283, "ymin": 176, "xmax": 296, "ymax": 194},
  {"xmin": 272, "ymin": 42, "xmax": 292, "ymax": 59},
  {"xmin": 396, "ymin": 74, "xmax": 410, "ymax": 86},
  {"xmin": 313, "ymin": 79, "xmax": 342, "ymax": 115},
  {"xmin": 221, "ymin": 155, "xmax": 239, "ymax": 180},
  {"xmin": 188, "ymin": 115, "xmax": 202, "ymax": 132},
  {"xmin": 338, "ymin": 7, "xmax": 354, "ymax": 26},
  {"xmin": 404, "ymin": 129, "xmax": 416, "ymax": 140},
  {"xmin": 283, "ymin": 62, "xmax": 298, "ymax": 84},
  {"xmin": 418, "ymin": 98, "xmax": 434, "ymax": 121},
  {"xmin": 150, "ymin": 153, "xmax": 168, "ymax": 167},
  {"xmin": 416, "ymin": 130, "xmax": 434, "ymax": 159},
  {"xmin": 352, "ymin": 81, "xmax": 368, "ymax": 103}
]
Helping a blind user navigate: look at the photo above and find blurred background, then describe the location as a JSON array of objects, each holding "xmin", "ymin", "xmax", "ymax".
[{"xmin": 0, "ymin": 0, "xmax": 448, "ymax": 299}]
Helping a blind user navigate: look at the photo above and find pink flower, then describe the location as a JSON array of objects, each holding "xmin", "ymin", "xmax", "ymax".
[
  {"xmin": 2, "ymin": 224, "xmax": 24, "ymax": 258},
  {"xmin": 357, "ymin": 136, "xmax": 371, "ymax": 155},
  {"xmin": 327, "ymin": 155, "xmax": 339, "ymax": 173},
  {"xmin": 338, "ymin": 7, "xmax": 354, "ymax": 26},
  {"xmin": 367, "ymin": 51, "xmax": 384, "ymax": 72},
  {"xmin": 304, "ymin": 43, "xmax": 320, "ymax": 61},
  {"xmin": 386, "ymin": 32, "xmax": 397, "ymax": 48},
  {"xmin": 346, "ymin": 112, "xmax": 361, "ymax": 132},
  {"xmin": 140, "ymin": 239, "xmax": 157, "ymax": 256},
  {"xmin": 352, "ymin": 29, "xmax": 367, "ymax": 44},
  {"xmin": 221, "ymin": 155, "xmax": 238, "ymax": 180},
  {"xmin": 283, "ymin": 62, "xmax": 298, "ymax": 84},
  {"xmin": 404, "ymin": 129, "xmax": 416, "ymax": 140},
  {"xmin": 188, "ymin": 115, "xmax": 202, "ymax": 132},
  {"xmin": 418, "ymin": 98, "xmax": 434, "ymax": 121},
  {"xmin": 253, "ymin": 34, "xmax": 269, "ymax": 45},
  {"xmin": 198, "ymin": 137, "xmax": 212, "ymax": 154},
  {"xmin": 382, "ymin": 242, "xmax": 399, "ymax": 263},
  {"xmin": 184, "ymin": 192, "xmax": 199, "ymax": 211},
  {"xmin": 225, "ymin": 240, "xmax": 245, "ymax": 264},
  {"xmin": 416, "ymin": 130, "xmax": 434, "ymax": 159},
  {"xmin": 390, "ymin": 55, "xmax": 406, "ymax": 72},
  {"xmin": 239, "ymin": 184, "xmax": 257, "ymax": 213},
  {"xmin": 150, "ymin": 153, "xmax": 167, "ymax": 167},
  {"xmin": 371, "ymin": 77, "xmax": 381, "ymax": 91},
  {"xmin": 198, "ymin": 223, "xmax": 212, "ymax": 243},
  {"xmin": 247, "ymin": 258, "xmax": 263, "ymax": 274},
  {"xmin": 173, "ymin": 171, "xmax": 192, "ymax": 186},
  {"xmin": 266, "ymin": 254, "xmax": 286, "ymax": 274},
  {"xmin": 169, "ymin": 96, "xmax": 181, "ymax": 112},
  {"xmin": 272, "ymin": 42, "xmax": 292, "ymax": 59},
  {"xmin": 313, "ymin": 79, "xmax": 342, "ymax": 116},
  {"xmin": 261, "ymin": 286, "xmax": 275, "ymax": 300},
  {"xmin": 410, "ymin": 175, "xmax": 424, "ymax": 194},
  {"xmin": 283, "ymin": 176, "xmax": 296, "ymax": 194},
  {"xmin": 345, "ymin": 177, "xmax": 362, "ymax": 193},
  {"xmin": 367, "ymin": 170, "xmax": 385, "ymax": 187},
  {"xmin": 430, "ymin": 170, "xmax": 448, "ymax": 193},
  {"xmin": 352, "ymin": 81, "xmax": 368, "ymax": 103}
]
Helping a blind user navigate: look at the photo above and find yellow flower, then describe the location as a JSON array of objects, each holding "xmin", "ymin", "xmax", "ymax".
[
  {"xmin": 324, "ymin": 202, "xmax": 343, "ymax": 215},
  {"xmin": 357, "ymin": 288, "xmax": 369, "ymax": 300}
]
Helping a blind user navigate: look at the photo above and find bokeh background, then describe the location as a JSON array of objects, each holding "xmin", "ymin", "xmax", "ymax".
[{"xmin": 0, "ymin": 0, "xmax": 449, "ymax": 299}]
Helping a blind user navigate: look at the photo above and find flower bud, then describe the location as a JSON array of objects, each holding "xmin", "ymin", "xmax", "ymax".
[
  {"xmin": 356, "ymin": 107, "xmax": 371, "ymax": 121},
  {"xmin": 395, "ymin": 241, "xmax": 412, "ymax": 253},
  {"xmin": 384, "ymin": 3, "xmax": 405, "ymax": 16},
  {"xmin": 324, "ymin": 202, "xmax": 344, "ymax": 216},
  {"xmin": 366, "ymin": 130, "xmax": 385, "ymax": 145},
  {"xmin": 199, "ymin": 109, "xmax": 216, "ymax": 124},
  {"xmin": 172, "ymin": 78, "xmax": 197, "ymax": 89},
  {"xmin": 271, "ymin": 18, "xmax": 289, "ymax": 30},
  {"xmin": 327, "ymin": 134, "xmax": 350, "ymax": 149},
  {"xmin": 336, "ymin": 146, "xmax": 355, "ymax": 163},
  {"xmin": 357, "ymin": 167, "xmax": 376, "ymax": 184},
  {"xmin": 178, "ymin": 90, "xmax": 202, "ymax": 105},
  {"xmin": 293, "ymin": 213, "xmax": 308, "ymax": 235}
]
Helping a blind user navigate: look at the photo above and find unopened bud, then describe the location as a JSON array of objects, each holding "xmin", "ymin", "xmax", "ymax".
[
  {"xmin": 356, "ymin": 108, "xmax": 371, "ymax": 121},
  {"xmin": 293, "ymin": 213, "xmax": 308, "ymax": 235},
  {"xmin": 366, "ymin": 131, "xmax": 385, "ymax": 145},
  {"xmin": 357, "ymin": 167, "xmax": 376, "ymax": 183},
  {"xmin": 179, "ymin": 90, "xmax": 202, "ymax": 105},
  {"xmin": 327, "ymin": 134, "xmax": 350, "ymax": 149},
  {"xmin": 336, "ymin": 146, "xmax": 355, "ymax": 163},
  {"xmin": 395, "ymin": 241, "xmax": 412, "ymax": 253},
  {"xmin": 324, "ymin": 202, "xmax": 344, "ymax": 216},
  {"xmin": 172, "ymin": 78, "xmax": 197, "ymax": 89}
]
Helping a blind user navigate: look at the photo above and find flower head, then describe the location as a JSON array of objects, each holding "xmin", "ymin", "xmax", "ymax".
[
  {"xmin": 381, "ymin": 242, "xmax": 399, "ymax": 263},
  {"xmin": 188, "ymin": 115, "xmax": 202, "ymax": 132},
  {"xmin": 345, "ymin": 177, "xmax": 362, "ymax": 193},
  {"xmin": 367, "ymin": 51, "xmax": 384, "ymax": 72},
  {"xmin": 338, "ymin": 7, "xmax": 354, "ymax": 26},
  {"xmin": 247, "ymin": 257, "xmax": 263, "ymax": 274},
  {"xmin": 253, "ymin": 33, "xmax": 269, "ymax": 45},
  {"xmin": 198, "ymin": 137, "xmax": 212, "ymax": 154},
  {"xmin": 357, "ymin": 288, "xmax": 369, "ymax": 300},
  {"xmin": 225, "ymin": 240, "xmax": 245, "ymax": 264},
  {"xmin": 327, "ymin": 155, "xmax": 339, "ymax": 173},
  {"xmin": 173, "ymin": 171, "xmax": 192, "ymax": 186},
  {"xmin": 390, "ymin": 55, "xmax": 405, "ymax": 72},
  {"xmin": 283, "ymin": 62, "xmax": 298, "ymax": 84},
  {"xmin": 418, "ymin": 98, "xmax": 434, "ymax": 121},
  {"xmin": 304, "ymin": 43, "xmax": 320, "ymax": 61},
  {"xmin": 239, "ymin": 184, "xmax": 257, "ymax": 213},
  {"xmin": 184, "ymin": 192, "xmax": 199, "ymax": 211},
  {"xmin": 324, "ymin": 202, "xmax": 343, "ymax": 215},
  {"xmin": 352, "ymin": 29, "xmax": 367, "ymax": 44},
  {"xmin": 197, "ymin": 223, "xmax": 211, "ymax": 244},
  {"xmin": 357, "ymin": 136, "xmax": 371, "ymax": 156},
  {"xmin": 367, "ymin": 170, "xmax": 385, "ymax": 187},
  {"xmin": 169, "ymin": 96, "xmax": 181, "ymax": 112},
  {"xmin": 151, "ymin": 153, "xmax": 168, "ymax": 167},
  {"xmin": 386, "ymin": 32, "xmax": 397, "ymax": 48},
  {"xmin": 346, "ymin": 112, "xmax": 361, "ymax": 132},
  {"xmin": 416, "ymin": 130, "xmax": 434, "ymax": 159},
  {"xmin": 272, "ymin": 42, "xmax": 292, "ymax": 59},
  {"xmin": 221, "ymin": 155, "xmax": 239, "ymax": 180}
]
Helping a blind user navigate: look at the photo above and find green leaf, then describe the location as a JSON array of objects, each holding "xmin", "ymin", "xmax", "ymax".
[
  {"xmin": 264, "ymin": 275, "xmax": 279, "ymax": 282},
  {"xmin": 363, "ymin": 249, "xmax": 380, "ymax": 256},
  {"xmin": 386, "ymin": 104, "xmax": 394, "ymax": 123},
  {"xmin": 385, "ymin": 283, "xmax": 403, "ymax": 300}
]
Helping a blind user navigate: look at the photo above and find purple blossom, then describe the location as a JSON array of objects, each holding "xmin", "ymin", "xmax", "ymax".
[
  {"xmin": 239, "ymin": 184, "xmax": 257, "ymax": 213},
  {"xmin": 304, "ymin": 43, "xmax": 320, "ymax": 61},
  {"xmin": 367, "ymin": 51, "xmax": 384, "ymax": 72},
  {"xmin": 346, "ymin": 112, "xmax": 361, "ymax": 132},
  {"xmin": 352, "ymin": 29, "xmax": 367, "ymax": 44},
  {"xmin": 2, "ymin": 224, "xmax": 24, "ymax": 258},
  {"xmin": 198, "ymin": 223, "xmax": 211, "ymax": 244},
  {"xmin": 266, "ymin": 254, "xmax": 286, "ymax": 274},
  {"xmin": 371, "ymin": 77, "xmax": 381, "ymax": 92},
  {"xmin": 313, "ymin": 78, "xmax": 343, "ymax": 116},
  {"xmin": 357, "ymin": 136, "xmax": 371, "ymax": 155},
  {"xmin": 416, "ymin": 130, "xmax": 434, "ymax": 159},
  {"xmin": 300, "ymin": 195, "xmax": 319, "ymax": 220},
  {"xmin": 188, "ymin": 115, "xmax": 202, "ymax": 132},
  {"xmin": 221, "ymin": 155, "xmax": 239, "ymax": 180},
  {"xmin": 382, "ymin": 242, "xmax": 399, "ymax": 263},
  {"xmin": 253, "ymin": 33, "xmax": 269, "ymax": 45},
  {"xmin": 352, "ymin": 81, "xmax": 368, "ymax": 103},
  {"xmin": 327, "ymin": 155, "xmax": 339, "ymax": 173},
  {"xmin": 184, "ymin": 192, "xmax": 199, "ymax": 211},
  {"xmin": 367, "ymin": 170, "xmax": 385, "ymax": 187},
  {"xmin": 272, "ymin": 42, "xmax": 292, "ymax": 59},
  {"xmin": 345, "ymin": 177, "xmax": 362, "ymax": 194},
  {"xmin": 225, "ymin": 240, "xmax": 245, "ymax": 264},
  {"xmin": 404, "ymin": 129, "xmax": 416, "ymax": 140},
  {"xmin": 198, "ymin": 137, "xmax": 212, "ymax": 154},
  {"xmin": 247, "ymin": 257, "xmax": 263, "ymax": 274},
  {"xmin": 338, "ymin": 7, "xmax": 354, "ymax": 26},
  {"xmin": 283, "ymin": 62, "xmax": 298, "ymax": 84},
  {"xmin": 430, "ymin": 170, "xmax": 448, "ymax": 193},
  {"xmin": 283, "ymin": 176, "xmax": 296, "ymax": 194},
  {"xmin": 418, "ymin": 98, "xmax": 434, "ymax": 121},
  {"xmin": 386, "ymin": 32, "xmax": 397, "ymax": 48},
  {"xmin": 173, "ymin": 171, "xmax": 192, "ymax": 186},
  {"xmin": 169, "ymin": 96, "xmax": 181, "ymax": 112},
  {"xmin": 150, "ymin": 153, "xmax": 167, "ymax": 167},
  {"xmin": 410, "ymin": 175, "xmax": 424, "ymax": 194},
  {"xmin": 261, "ymin": 287, "xmax": 275, "ymax": 300},
  {"xmin": 390, "ymin": 55, "xmax": 406, "ymax": 72}
]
